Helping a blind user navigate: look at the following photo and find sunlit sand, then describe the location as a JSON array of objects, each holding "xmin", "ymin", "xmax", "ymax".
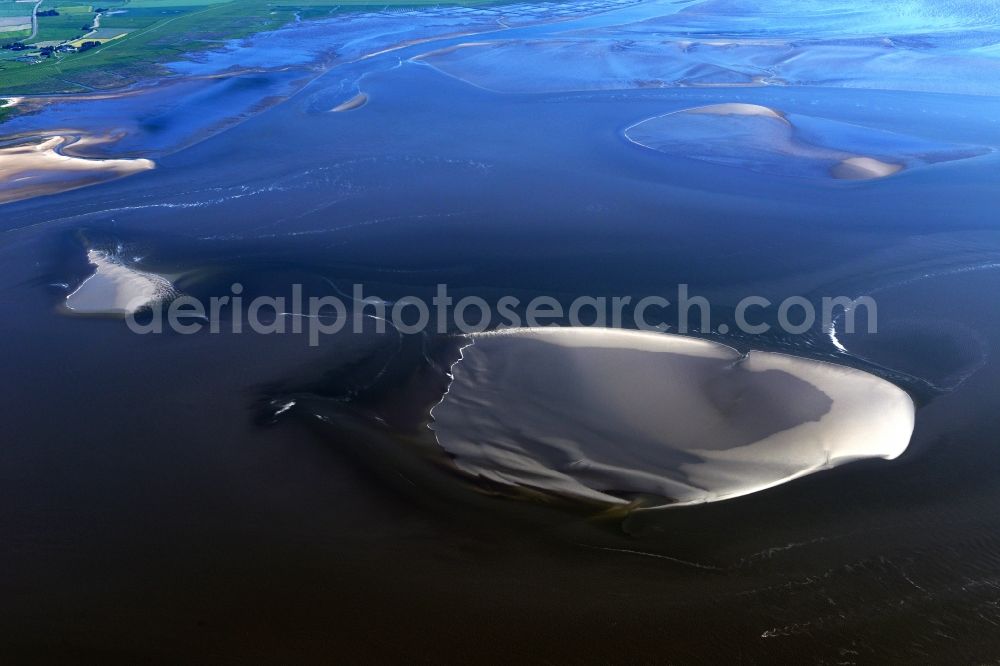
[
  {"xmin": 625, "ymin": 103, "xmax": 981, "ymax": 181},
  {"xmin": 331, "ymin": 93, "xmax": 369, "ymax": 112},
  {"xmin": 0, "ymin": 136, "xmax": 154, "ymax": 204},
  {"xmin": 64, "ymin": 249, "xmax": 176, "ymax": 316},
  {"xmin": 431, "ymin": 327, "xmax": 914, "ymax": 509},
  {"xmin": 831, "ymin": 156, "xmax": 905, "ymax": 180},
  {"xmin": 688, "ymin": 103, "xmax": 787, "ymax": 121}
]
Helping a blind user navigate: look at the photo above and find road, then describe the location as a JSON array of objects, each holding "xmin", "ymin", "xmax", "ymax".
[{"xmin": 26, "ymin": 0, "xmax": 43, "ymax": 41}]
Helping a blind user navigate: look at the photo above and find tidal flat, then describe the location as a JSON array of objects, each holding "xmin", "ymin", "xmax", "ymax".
[{"xmin": 2, "ymin": 0, "xmax": 1000, "ymax": 662}]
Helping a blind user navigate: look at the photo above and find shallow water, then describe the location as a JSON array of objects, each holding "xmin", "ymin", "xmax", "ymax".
[{"xmin": 2, "ymin": 0, "xmax": 1000, "ymax": 661}]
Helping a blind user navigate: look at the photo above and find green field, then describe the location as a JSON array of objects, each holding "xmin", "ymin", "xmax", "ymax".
[
  {"xmin": 0, "ymin": 3, "xmax": 32, "ymax": 16},
  {"xmin": 0, "ymin": 0, "xmax": 500, "ymax": 95},
  {"xmin": 0, "ymin": 0, "xmax": 32, "ymax": 44},
  {"xmin": 34, "ymin": 11, "xmax": 95, "ymax": 42}
]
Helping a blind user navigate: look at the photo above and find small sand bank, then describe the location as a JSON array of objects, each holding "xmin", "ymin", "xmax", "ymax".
[
  {"xmin": 831, "ymin": 156, "xmax": 904, "ymax": 180},
  {"xmin": 625, "ymin": 103, "xmax": 984, "ymax": 181},
  {"xmin": 688, "ymin": 102, "xmax": 788, "ymax": 122},
  {"xmin": 64, "ymin": 249, "xmax": 176, "ymax": 316},
  {"xmin": 431, "ymin": 327, "xmax": 914, "ymax": 510},
  {"xmin": 0, "ymin": 135, "xmax": 154, "ymax": 205},
  {"xmin": 331, "ymin": 92, "xmax": 368, "ymax": 112}
]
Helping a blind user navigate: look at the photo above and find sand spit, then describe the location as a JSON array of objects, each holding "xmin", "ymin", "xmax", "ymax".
[
  {"xmin": 625, "ymin": 103, "xmax": 979, "ymax": 181},
  {"xmin": 63, "ymin": 249, "xmax": 176, "ymax": 316},
  {"xmin": 430, "ymin": 327, "xmax": 914, "ymax": 510},
  {"xmin": 0, "ymin": 135, "xmax": 154, "ymax": 205},
  {"xmin": 331, "ymin": 93, "xmax": 368, "ymax": 112}
]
